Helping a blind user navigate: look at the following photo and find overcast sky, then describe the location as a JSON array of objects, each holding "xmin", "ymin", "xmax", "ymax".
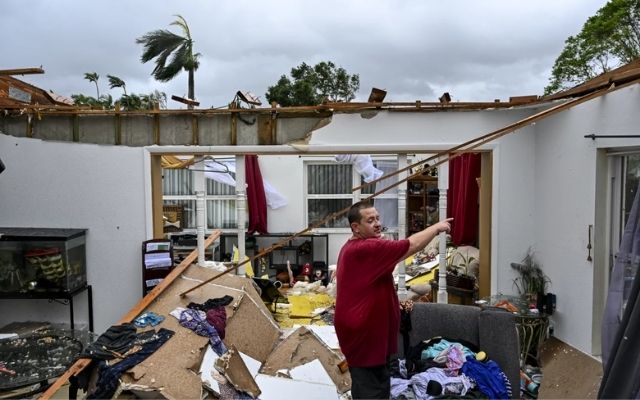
[{"xmin": 1, "ymin": 0, "xmax": 607, "ymax": 108}]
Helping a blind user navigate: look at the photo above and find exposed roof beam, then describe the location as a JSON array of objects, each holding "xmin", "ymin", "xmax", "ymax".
[{"xmin": 0, "ymin": 67, "xmax": 45, "ymax": 76}]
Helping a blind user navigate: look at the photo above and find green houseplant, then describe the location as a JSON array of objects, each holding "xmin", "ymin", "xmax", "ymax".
[{"xmin": 511, "ymin": 249, "xmax": 551, "ymax": 303}]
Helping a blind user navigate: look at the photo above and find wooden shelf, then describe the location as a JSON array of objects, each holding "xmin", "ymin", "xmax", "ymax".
[{"xmin": 406, "ymin": 177, "xmax": 439, "ymax": 236}]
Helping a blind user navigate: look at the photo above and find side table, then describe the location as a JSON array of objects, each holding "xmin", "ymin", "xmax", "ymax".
[{"xmin": 478, "ymin": 294, "xmax": 548, "ymax": 367}]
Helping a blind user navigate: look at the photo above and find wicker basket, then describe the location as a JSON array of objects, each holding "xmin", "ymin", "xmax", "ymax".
[{"xmin": 435, "ymin": 270, "xmax": 476, "ymax": 290}]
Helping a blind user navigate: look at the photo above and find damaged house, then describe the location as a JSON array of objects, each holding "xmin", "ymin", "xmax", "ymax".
[{"xmin": 0, "ymin": 59, "xmax": 640, "ymax": 397}]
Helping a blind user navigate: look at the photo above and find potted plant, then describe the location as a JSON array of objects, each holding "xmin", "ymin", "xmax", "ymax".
[
  {"xmin": 440, "ymin": 246, "xmax": 477, "ymax": 290},
  {"xmin": 511, "ymin": 249, "xmax": 551, "ymax": 305}
]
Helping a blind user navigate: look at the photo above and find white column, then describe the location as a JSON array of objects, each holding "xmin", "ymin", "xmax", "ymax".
[
  {"xmin": 235, "ymin": 155, "xmax": 246, "ymax": 276},
  {"xmin": 396, "ymin": 154, "xmax": 408, "ymax": 300},
  {"xmin": 194, "ymin": 159, "xmax": 206, "ymax": 266},
  {"xmin": 437, "ymin": 160, "xmax": 449, "ymax": 303}
]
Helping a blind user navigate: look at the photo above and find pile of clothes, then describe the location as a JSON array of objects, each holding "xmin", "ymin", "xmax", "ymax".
[{"xmin": 391, "ymin": 337, "xmax": 512, "ymax": 400}]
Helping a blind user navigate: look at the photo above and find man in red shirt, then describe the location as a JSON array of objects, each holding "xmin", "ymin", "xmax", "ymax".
[{"xmin": 335, "ymin": 201, "xmax": 452, "ymax": 399}]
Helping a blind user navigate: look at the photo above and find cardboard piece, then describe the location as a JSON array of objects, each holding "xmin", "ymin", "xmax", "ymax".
[
  {"xmin": 215, "ymin": 345, "xmax": 261, "ymax": 399},
  {"xmin": 260, "ymin": 326, "xmax": 351, "ymax": 393}
]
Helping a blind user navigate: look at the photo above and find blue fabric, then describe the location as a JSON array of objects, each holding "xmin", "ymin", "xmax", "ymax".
[
  {"xmin": 460, "ymin": 356, "xmax": 509, "ymax": 399},
  {"xmin": 89, "ymin": 328, "xmax": 174, "ymax": 399},
  {"xmin": 133, "ymin": 311, "xmax": 165, "ymax": 328}
]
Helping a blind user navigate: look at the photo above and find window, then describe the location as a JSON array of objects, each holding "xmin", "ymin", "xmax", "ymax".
[
  {"xmin": 305, "ymin": 158, "xmax": 399, "ymax": 230},
  {"xmin": 162, "ymin": 168, "xmax": 238, "ymax": 230}
]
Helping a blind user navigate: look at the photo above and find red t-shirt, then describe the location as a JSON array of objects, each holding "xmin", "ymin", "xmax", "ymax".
[{"xmin": 334, "ymin": 237, "xmax": 410, "ymax": 367}]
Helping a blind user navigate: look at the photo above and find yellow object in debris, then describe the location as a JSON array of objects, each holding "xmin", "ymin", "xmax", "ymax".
[
  {"xmin": 288, "ymin": 293, "xmax": 334, "ymax": 318},
  {"xmin": 405, "ymin": 255, "xmax": 414, "ymax": 266},
  {"xmin": 233, "ymin": 245, "xmax": 254, "ymax": 277},
  {"xmin": 406, "ymin": 267, "xmax": 437, "ymax": 286}
]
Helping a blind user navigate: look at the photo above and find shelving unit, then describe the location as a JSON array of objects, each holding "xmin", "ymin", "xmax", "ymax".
[
  {"xmin": 141, "ymin": 239, "xmax": 174, "ymax": 296},
  {"xmin": 407, "ymin": 175, "xmax": 439, "ymax": 236}
]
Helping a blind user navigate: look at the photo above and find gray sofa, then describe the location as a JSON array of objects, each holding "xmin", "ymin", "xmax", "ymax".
[{"xmin": 396, "ymin": 302, "xmax": 520, "ymax": 398}]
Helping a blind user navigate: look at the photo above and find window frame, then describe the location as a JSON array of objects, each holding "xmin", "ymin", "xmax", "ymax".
[
  {"xmin": 303, "ymin": 156, "xmax": 399, "ymax": 233},
  {"xmin": 162, "ymin": 167, "xmax": 240, "ymax": 233}
]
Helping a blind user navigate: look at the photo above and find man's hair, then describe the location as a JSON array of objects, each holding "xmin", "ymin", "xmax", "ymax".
[{"xmin": 347, "ymin": 201, "xmax": 374, "ymax": 225}]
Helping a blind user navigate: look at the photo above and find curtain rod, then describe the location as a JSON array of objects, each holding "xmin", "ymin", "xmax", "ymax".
[{"xmin": 585, "ymin": 134, "xmax": 640, "ymax": 140}]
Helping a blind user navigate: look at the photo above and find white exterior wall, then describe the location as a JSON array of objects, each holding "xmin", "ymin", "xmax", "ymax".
[
  {"xmin": 0, "ymin": 135, "xmax": 147, "ymax": 334},
  {"xmin": 532, "ymin": 84, "xmax": 640, "ymax": 353}
]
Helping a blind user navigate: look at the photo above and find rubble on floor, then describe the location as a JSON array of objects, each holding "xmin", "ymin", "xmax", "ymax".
[{"xmin": 52, "ymin": 263, "xmax": 350, "ymax": 399}]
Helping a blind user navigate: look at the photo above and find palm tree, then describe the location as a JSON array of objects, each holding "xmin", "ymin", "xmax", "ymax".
[
  {"xmin": 107, "ymin": 75, "xmax": 127, "ymax": 95},
  {"xmin": 84, "ymin": 72, "xmax": 100, "ymax": 98},
  {"xmin": 136, "ymin": 15, "xmax": 201, "ymax": 108}
]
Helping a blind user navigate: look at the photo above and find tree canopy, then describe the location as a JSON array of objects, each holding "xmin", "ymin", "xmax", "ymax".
[
  {"xmin": 265, "ymin": 61, "xmax": 360, "ymax": 106},
  {"xmin": 136, "ymin": 15, "xmax": 200, "ymax": 106},
  {"xmin": 72, "ymin": 72, "xmax": 166, "ymax": 111},
  {"xmin": 545, "ymin": 0, "xmax": 640, "ymax": 95},
  {"xmin": 107, "ymin": 75, "xmax": 127, "ymax": 95}
]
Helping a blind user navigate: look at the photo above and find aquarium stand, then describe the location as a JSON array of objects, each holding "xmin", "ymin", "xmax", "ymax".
[{"xmin": 0, "ymin": 284, "xmax": 93, "ymax": 332}]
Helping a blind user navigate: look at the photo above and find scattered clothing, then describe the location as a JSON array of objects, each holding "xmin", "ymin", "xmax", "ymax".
[
  {"xmin": 178, "ymin": 308, "xmax": 227, "ymax": 355},
  {"xmin": 80, "ymin": 323, "xmax": 137, "ymax": 360},
  {"xmin": 187, "ymin": 295, "xmax": 234, "ymax": 312},
  {"xmin": 460, "ymin": 356, "xmax": 510, "ymax": 399},
  {"xmin": 88, "ymin": 328, "xmax": 174, "ymax": 399},
  {"xmin": 206, "ymin": 307, "xmax": 228, "ymax": 339},
  {"xmin": 133, "ymin": 311, "xmax": 165, "ymax": 328},
  {"xmin": 410, "ymin": 367, "xmax": 473, "ymax": 400},
  {"xmin": 421, "ymin": 339, "xmax": 476, "ymax": 362}
]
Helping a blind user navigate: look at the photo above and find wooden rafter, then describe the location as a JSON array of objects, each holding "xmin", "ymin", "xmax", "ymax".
[{"xmin": 0, "ymin": 67, "xmax": 45, "ymax": 76}]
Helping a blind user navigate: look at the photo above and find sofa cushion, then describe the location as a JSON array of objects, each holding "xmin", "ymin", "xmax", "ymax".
[{"xmin": 400, "ymin": 303, "xmax": 481, "ymax": 358}]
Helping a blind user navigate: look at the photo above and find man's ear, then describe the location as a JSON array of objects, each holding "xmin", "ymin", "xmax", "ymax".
[{"xmin": 350, "ymin": 221, "xmax": 359, "ymax": 232}]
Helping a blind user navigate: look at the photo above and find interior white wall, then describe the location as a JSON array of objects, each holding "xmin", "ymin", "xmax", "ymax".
[
  {"xmin": 261, "ymin": 155, "xmax": 363, "ymax": 266},
  {"xmin": 490, "ymin": 126, "xmax": 537, "ymax": 294},
  {"xmin": 0, "ymin": 134, "xmax": 147, "ymax": 334},
  {"xmin": 531, "ymin": 84, "xmax": 640, "ymax": 354},
  {"xmin": 261, "ymin": 155, "xmax": 304, "ymax": 233}
]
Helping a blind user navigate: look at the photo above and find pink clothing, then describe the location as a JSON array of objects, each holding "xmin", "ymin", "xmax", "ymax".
[{"xmin": 334, "ymin": 237, "xmax": 410, "ymax": 367}]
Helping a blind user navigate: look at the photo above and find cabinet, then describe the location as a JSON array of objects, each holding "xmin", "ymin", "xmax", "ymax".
[
  {"xmin": 141, "ymin": 239, "xmax": 174, "ymax": 296},
  {"xmin": 406, "ymin": 176, "xmax": 439, "ymax": 236}
]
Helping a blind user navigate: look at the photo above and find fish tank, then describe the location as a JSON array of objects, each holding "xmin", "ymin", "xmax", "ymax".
[{"xmin": 0, "ymin": 228, "xmax": 87, "ymax": 294}]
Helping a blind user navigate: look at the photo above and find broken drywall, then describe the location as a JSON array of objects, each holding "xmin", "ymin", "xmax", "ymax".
[
  {"xmin": 260, "ymin": 326, "xmax": 351, "ymax": 393},
  {"xmin": 214, "ymin": 345, "xmax": 261, "ymax": 398}
]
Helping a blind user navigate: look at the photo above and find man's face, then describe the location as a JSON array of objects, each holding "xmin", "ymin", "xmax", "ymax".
[{"xmin": 351, "ymin": 207, "xmax": 382, "ymax": 238}]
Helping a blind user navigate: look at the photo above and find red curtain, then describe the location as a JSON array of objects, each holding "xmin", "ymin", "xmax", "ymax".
[
  {"xmin": 245, "ymin": 155, "xmax": 268, "ymax": 234},
  {"xmin": 447, "ymin": 153, "xmax": 481, "ymax": 246}
]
